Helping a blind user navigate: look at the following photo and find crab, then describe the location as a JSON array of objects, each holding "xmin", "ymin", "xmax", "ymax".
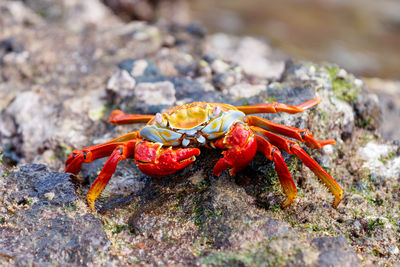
[{"xmin": 65, "ymin": 97, "xmax": 343, "ymax": 211}]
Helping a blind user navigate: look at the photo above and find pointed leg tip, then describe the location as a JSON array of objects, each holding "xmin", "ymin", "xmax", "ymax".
[
  {"xmin": 281, "ymin": 195, "xmax": 297, "ymax": 208},
  {"xmin": 87, "ymin": 199, "xmax": 96, "ymax": 212},
  {"xmin": 319, "ymin": 139, "xmax": 336, "ymax": 147},
  {"xmin": 332, "ymin": 196, "xmax": 342, "ymax": 208}
]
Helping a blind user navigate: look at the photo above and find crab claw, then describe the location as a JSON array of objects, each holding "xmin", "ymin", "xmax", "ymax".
[
  {"xmin": 134, "ymin": 141, "xmax": 200, "ymax": 177},
  {"xmin": 65, "ymin": 149, "xmax": 88, "ymax": 174},
  {"xmin": 213, "ymin": 123, "xmax": 257, "ymax": 176}
]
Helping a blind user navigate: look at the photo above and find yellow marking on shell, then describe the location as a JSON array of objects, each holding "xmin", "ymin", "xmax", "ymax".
[
  {"xmin": 166, "ymin": 105, "xmax": 210, "ymax": 129},
  {"xmin": 211, "ymin": 121, "xmax": 219, "ymax": 130},
  {"xmin": 160, "ymin": 130, "xmax": 172, "ymax": 138}
]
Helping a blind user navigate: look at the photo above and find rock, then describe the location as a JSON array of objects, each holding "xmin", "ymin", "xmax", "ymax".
[
  {"xmin": 263, "ymin": 219, "xmax": 291, "ymax": 237},
  {"xmin": 0, "ymin": 1, "xmax": 43, "ymax": 26},
  {"xmin": 0, "ymin": 38, "xmax": 24, "ymax": 57},
  {"xmin": 169, "ymin": 77, "xmax": 229, "ymax": 104},
  {"xmin": 312, "ymin": 236, "xmax": 360, "ymax": 267},
  {"xmin": 24, "ymin": 0, "xmax": 120, "ymax": 31},
  {"xmin": 185, "ymin": 23, "xmax": 207, "ymax": 38},
  {"xmin": 210, "ymin": 59, "xmax": 230, "ymax": 74},
  {"xmin": 228, "ymin": 83, "xmax": 266, "ymax": 99},
  {"xmin": 357, "ymin": 142, "xmax": 400, "ymax": 181},
  {"xmin": 103, "ymin": 0, "xmax": 159, "ymax": 21},
  {"xmin": 197, "ymin": 59, "xmax": 212, "ymax": 77},
  {"xmin": 0, "ymin": 164, "xmax": 115, "ymax": 266},
  {"xmin": 206, "ymin": 34, "xmax": 286, "ymax": 80},
  {"xmin": 106, "ymin": 69, "xmax": 136, "ymax": 98},
  {"xmin": 118, "ymin": 58, "xmax": 161, "ymax": 81},
  {"xmin": 212, "ymin": 73, "xmax": 234, "ymax": 90},
  {"xmin": 363, "ymin": 78, "xmax": 400, "ymax": 140},
  {"xmin": 134, "ymin": 81, "xmax": 176, "ymax": 113},
  {"xmin": 6, "ymin": 91, "xmax": 57, "ymax": 162},
  {"xmin": 202, "ymin": 53, "xmax": 217, "ymax": 63},
  {"xmin": 354, "ymin": 92, "xmax": 381, "ymax": 130},
  {"xmin": 358, "ymin": 142, "xmax": 394, "ymax": 162}
]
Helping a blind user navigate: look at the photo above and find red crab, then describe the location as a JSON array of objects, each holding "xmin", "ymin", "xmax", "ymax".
[{"xmin": 65, "ymin": 97, "xmax": 343, "ymax": 210}]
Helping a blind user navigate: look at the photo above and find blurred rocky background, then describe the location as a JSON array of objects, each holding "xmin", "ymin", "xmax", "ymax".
[
  {"xmin": 188, "ymin": 0, "xmax": 400, "ymax": 141},
  {"xmin": 0, "ymin": 0, "xmax": 399, "ymax": 266}
]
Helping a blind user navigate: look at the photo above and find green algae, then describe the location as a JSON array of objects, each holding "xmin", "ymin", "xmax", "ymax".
[{"xmin": 326, "ymin": 66, "xmax": 363, "ymax": 104}]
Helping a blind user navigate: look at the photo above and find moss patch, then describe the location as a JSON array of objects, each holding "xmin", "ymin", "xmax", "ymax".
[{"xmin": 325, "ymin": 66, "xmax": 363, "ymax": 104}]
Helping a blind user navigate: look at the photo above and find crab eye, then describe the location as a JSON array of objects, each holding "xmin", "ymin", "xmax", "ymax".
[
  {"xmin": 213, "ymin": 106, "xmax": 221, "ymax": 117},
  {"xmin": 155, "ymin": 113, "xmax": 162, "ymax": 123},
  {"xmin": 155, "ymin": 113, "xmax": 167, "ymax": 127}
]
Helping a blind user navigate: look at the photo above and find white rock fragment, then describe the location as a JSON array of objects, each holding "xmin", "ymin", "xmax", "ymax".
[
  {"xmin": 106, "ymin": 69, "xmax": 136, "ymax": 94},
  {"xmin": 0, "ymin": 1, "xmax": 43, "ymax": 25},
  {"xmin": 357, "ymin": 142, "xmax": 400, "ymax": 180},
  {"xmin": 308, "ymin": 65, "xmax": 316, "ymax": 75},
  {"xmin": 65, "ymin": 88, "xmax": 106, "ymax": 121},
  {"xmin": 330, "ymin": 97, "xmax": 355, "ymax": 130},
  {"xmin": 3, "ymin": 51, "xmax": 29, "ymax": 65},
  {"xmin": 358, "ymin": 142, "xmax": 393, "ymax": 161},
  {"xmin": 391, "ymin": 246, "xmax": 399, "ymax": 255},
  {"xmin": 228, "ymin": 83, "xmax": 266, "ymax": 98},
  {"xmin": 322, "ymin": 145, "xmax": 334, "ymax": 155},
  {"xmin": 130, "ymin": 60, "xmax": 148, "ymax": 77},
  {"xmin": 210, "ymin": 59, "xmax": 230, "ymax": 74},
  {"xmin": 7, "ymin": 91, "xmax": 56, "ymax": 158},
  {"xmin": 64, "ymin": 0, "xmax": 119, "ymax": 31},
  {"xmin": 337, "ymin": 69, "xmax": 348, "ymax": 79},
  {"xmin": 206, "ymin": 34, "xmax": 285, "ymax": 80},
  {"xmin": 44, "ymin": 192, "xmax": 55, "ymax": 201},
  {"xmin": 135, "ymin": 81, "xmax": 176, "ymax": 106},
  {"xmin": 354, "ymin": 78, "xmax": 363, "ymax": 87}
]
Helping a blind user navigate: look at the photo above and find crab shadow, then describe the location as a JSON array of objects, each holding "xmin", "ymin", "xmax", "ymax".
[{"xmin": 77, "ymin": 146, "xmax": 297, "ymax": 230}]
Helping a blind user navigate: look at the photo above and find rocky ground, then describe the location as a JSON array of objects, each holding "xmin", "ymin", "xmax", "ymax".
[{"xmin": 0, "ymin": 1, "xmax": 399, "ymax": 266}]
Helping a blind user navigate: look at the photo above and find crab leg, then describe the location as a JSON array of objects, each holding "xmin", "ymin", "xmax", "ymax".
[
  {"xmin": 245, "ymin": 116, "xmax": 335, "ymax": 149},
  {"xmin": 86, "ymin": 141, "xmax": 137, "ymax": 210},
  {"xmin": 251, "ymin": 126, "xmax": 343, "ymax": 208},
  {"xmin": 254, "ymin": 135, "xmax": 298, "ymax": 207},
  {"xmin": 237, "ymin": 97, "xmax": 321, "ymax": 115},
  {"xmin": 65, "ymin": 132, "xmax": 140, "ymax": 174},
  {"xmin": 109, "ymin": 110, "xmax": 154, "ymax": 125}
]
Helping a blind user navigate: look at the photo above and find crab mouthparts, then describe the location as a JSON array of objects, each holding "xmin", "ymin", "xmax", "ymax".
[{"xmin": 136, "ymin": 155, "xmax": 196, "ymax": 165}]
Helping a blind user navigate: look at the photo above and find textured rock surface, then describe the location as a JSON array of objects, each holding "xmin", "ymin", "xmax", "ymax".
[
  {"xmin": 0, "ymin": 1, "xmax": 399, "ymax": 266},
  {"xmin": 0, "ymin": 164, "xmax": 115, "ymax": 266}
]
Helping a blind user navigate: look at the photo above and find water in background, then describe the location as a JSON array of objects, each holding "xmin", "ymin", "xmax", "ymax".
[{"xmin": 188, "ymin": 0, "xmax": 400, "ymax": 79}]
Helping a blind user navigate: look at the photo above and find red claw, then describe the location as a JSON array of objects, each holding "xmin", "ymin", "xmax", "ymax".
[
  {"xmin": 65, "ymin": 150, "xmax": 86, "ymax": 175},
  {"xmin": 213, "ymin": 123, "xmax": 257, "ymax": 176},
  {"xmin": 134, "ymin": 141, "xmax": 200, "ymax": 177}
]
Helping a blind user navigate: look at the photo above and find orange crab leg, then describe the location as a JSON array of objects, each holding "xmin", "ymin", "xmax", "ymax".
[
  {"xmin": 86, "ymin": 141, "xmax": 137, "ymax": 210},
  {"xmin": 245, "ymin": 116, "xmax": 335, "ymax": 149},
  {"xmin": 254, "ymin": 135, "xmax": 298, "ymax": 207},
  {"xmin": 65, "ymin": 132, "xmax": 140, "ymax": 174},
  {"xmin": 237, "ymin": 97, "xmax": 321, "ymax": 115},
  {"xmin": 251, "ymin": 126, "xmax": 343, "ymax": 208},
  {"xmin": 108, "ymin": 110, "xmax": 154, "ymax": 125}
]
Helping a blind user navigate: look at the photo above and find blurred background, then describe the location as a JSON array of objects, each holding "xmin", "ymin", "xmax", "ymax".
[
  {"xmin": 102, "ymin": 0, "xmax": 400, "ymax": 79},
  {"xmin": 100, "ymin": 0, "xmax": 400, "ymax": 140},
  {"xmin": 2, "ymin": 0, "xmax": 400, "ymax": 139},
  {"xmin": 189, "ymin": 0, "xmax": 400, "ymax": 79}
]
